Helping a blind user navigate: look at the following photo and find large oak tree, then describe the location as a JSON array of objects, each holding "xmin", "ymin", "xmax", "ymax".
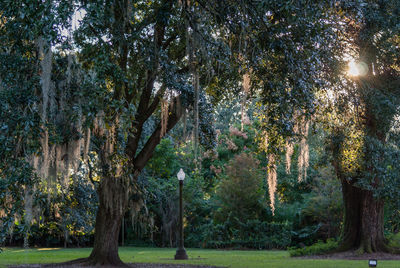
[
  {"xmin": 69, "ymin": 0, "xmax": 221, "ymax": 264},
  {"xmin": 328, "ymin": 0, "xmax": 400, "ymax": 253}
]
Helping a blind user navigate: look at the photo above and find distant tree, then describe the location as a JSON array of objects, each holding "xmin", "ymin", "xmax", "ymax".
[{"xmin": 214, "ymin": 153, "xmax": 265, "ymax": 226}]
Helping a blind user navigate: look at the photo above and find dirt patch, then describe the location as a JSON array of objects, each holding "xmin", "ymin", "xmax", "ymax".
[
  {"xmin": 9, "ymin": 263, "xmax": 225, "ymax": 268},
  {"xmin": 297, "ymin": 251, "xmax": 400, "ymax": 260}
]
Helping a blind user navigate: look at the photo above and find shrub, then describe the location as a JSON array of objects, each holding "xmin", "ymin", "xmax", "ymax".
[
  {"xmin": 214, "ymin": 153, "xmax": 265, "ymax": 225},
  {"xmin": 289, "ymin": 239, "xmax": 338, "ymax": 256},
  {"xmin": 388, "ymin": 232, "xmax": 400, "ymax": 248},
  {"xmin": 204, "ymin": 219, "xmax": 293, "ymax": 249}
]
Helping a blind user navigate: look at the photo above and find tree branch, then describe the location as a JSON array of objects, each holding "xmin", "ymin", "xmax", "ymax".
[
  {"xmin": 126, "ymin": 2, "xmax": 171, "ymax": 158},
  {"xmin": 145, "ymin": 85, "xmax": 166, "ymax": 119},
  {"xmin": 132, "ymin": 96, "xmax": 184, "ymax": 171}
]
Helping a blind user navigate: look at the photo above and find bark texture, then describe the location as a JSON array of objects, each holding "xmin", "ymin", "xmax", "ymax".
[
  {"xmin": 64, "ymin": 175, "xmax": 130, "ymax": 266},
  {"xmin": 338, "ymin": 180, "xmax": 389, "ymax": 253},
  {"xmin": 87, "ymin": 176, "xmax": 128, "ymax": 265}
]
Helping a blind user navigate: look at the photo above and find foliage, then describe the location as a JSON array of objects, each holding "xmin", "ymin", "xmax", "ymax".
[
  {"xmin": 1, "ymin": 0, "xmax": 400, "ymax": 258},
  {"xmin": 385, "ymin": 200, "xmax": 400, "ymax": 234},
  {"xmin": 289, "ymin": 239, "xmax": 338, "ymax": 257},
  {"xmin": 5, "ymin": 167, "xmax": 97, "ymax": 248},
  {"xmin": 0, "ymin": 9, "xmax": 43, "ymax": 244},
  {"xmin": 301, "ymin": 168, "xmax": 343, "ymax": 240},
  {"xmin": 388, "ymin": 233, "xmax": 400, "ymax": 249},
  {"xmin": 124, "ymin": 114, "xmax": 349, "ymax": 250},
  {"xmin": 203, "ymin": 220, "xmax": 292, "ymax": 250},
  {"xmin": 214, "ymin": 152, "xmax": 266, "ymax": 224},
  {"xmin": 126, "ymin": 138, "xmax": 212, "ymax": 247}
]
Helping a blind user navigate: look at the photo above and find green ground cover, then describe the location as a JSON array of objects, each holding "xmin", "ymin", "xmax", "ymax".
[{"xmin": 1, "ymin": 247, "xmax": 400, "ymax": 268}]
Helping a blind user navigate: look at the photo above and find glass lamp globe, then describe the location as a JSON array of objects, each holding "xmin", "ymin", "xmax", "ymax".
[{"xmin": 177, "ymin": 168, "xmax": 185, "ymax": 181}]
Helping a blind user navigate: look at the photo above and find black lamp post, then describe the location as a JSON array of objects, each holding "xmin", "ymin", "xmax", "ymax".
[{"xmin": 175, "ymin": 168, "xmax": 188, "ymax": 260}]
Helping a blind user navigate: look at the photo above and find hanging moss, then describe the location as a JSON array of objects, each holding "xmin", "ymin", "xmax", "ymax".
[
  {"xmin": 28, "ymin": 48, "xmax": 90, "ymax": 189},
  {"xmin": 160, "ymin": 98, "xmax": 169, "ymax": 138},
  {"xmin": 241, "ymin": 72, "xmax": 251, "ymax": 131},
  {"xmin": 37, "ymin": 37, "xmax": 52, "ymax": 180},
  {"xmin": 297, "ymin": 119, "xmax": 310, "ymax": 182},
  {"xmin": 267, "ymin": 154, "xmax": 277, "ymax": 215},
  {"xmin": 285, "ymin": 141, "xmax": 294, "ymax": 174}
]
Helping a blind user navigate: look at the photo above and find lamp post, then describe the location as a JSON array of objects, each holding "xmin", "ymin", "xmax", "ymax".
[{"xmin": 175, "ymin": 168, "xmax": 188, "ymax": 260}]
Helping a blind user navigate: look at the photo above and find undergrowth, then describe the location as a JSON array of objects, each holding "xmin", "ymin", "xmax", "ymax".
[{"xmin": 289, "ymin": 239, "xmax": 338, "ymax": 257}]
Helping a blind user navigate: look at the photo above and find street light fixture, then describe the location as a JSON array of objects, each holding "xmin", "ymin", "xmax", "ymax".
[{"xmin": 175, "ymin": 168, "xmax": 188, "ymax": 260}]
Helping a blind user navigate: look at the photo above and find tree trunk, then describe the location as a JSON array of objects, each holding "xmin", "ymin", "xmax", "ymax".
[
  {"xmin": 89, "ymin": 175, "xmax": 128, "ymax": 265},
  {"xmin": 338, "ymin": 179, "xmax": 389, "ymax": 253},
  {"xmin": 66, "ymin": 97, "xmax": 183, "ymax": 266},
  {"xmin": 67, "ymin": 175, "xmax": 129, "ymax": 266}
]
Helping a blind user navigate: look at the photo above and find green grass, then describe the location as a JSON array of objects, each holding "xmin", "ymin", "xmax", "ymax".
[{"xmin": 0, "ymin": 247, "xmax": 399, "ymax": 268}]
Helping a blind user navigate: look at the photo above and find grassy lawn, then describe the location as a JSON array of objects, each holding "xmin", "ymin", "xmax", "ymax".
[{"xmin": 0, "ymin": 247, "xmax": 399, "ymax": 268}]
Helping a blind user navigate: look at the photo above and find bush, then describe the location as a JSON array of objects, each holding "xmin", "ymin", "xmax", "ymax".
[
  {"xmin": 289, "ymin": 239, "xmax": 338, "ymax": 256},
  {"xmin": 388, "ymin": 232, "xmax": 400, "ymax": 248},
  {"xmin": 214, "ymin": 153, "xmax": 265, "ymax": 226},
  {"xmin": 301, "ymin": 166, "xmax": 343, "ymax": 240},
  {"xmin": 202, "ymin": 219, "xmax": 292, "ymax": 249},
  {"xmin": 4, "ymin": 168, "xmax": 97, "ymax": 248}
]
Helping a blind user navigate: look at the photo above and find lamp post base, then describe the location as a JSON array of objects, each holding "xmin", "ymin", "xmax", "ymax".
[{"xmin": 174, "ymin": 248, "xmax": 188, "ymax": 260}]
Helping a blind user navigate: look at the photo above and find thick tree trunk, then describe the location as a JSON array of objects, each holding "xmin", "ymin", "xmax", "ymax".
[
  {"xmin": 338, "ymin": 180, "xmax": 389, "ymax": 253},
  {"xmin": 89, "ymin": 176, "xmax": 128, "ymax": 265},
  {"xmin": 66, "ymin": 175, "xmax": 129, "ymax": 266}
]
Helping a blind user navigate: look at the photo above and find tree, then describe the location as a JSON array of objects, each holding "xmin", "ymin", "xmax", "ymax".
[
  {"xmin": 326, "ymin": 0, "xmax": 400, "ymax": 253},
  {"xmin": 206, "ymin": 0, "xmax": 400, "ymax": 254},
  {"xmin": 68, "ymin": 0, "xmax": 221, "ymax": 264},
  {"xmin": 214, "ymin": 153, "xmax": 265, "ymax": 225},
  {"xmin": 0, "ymin": 0, "xmax": 86, "ymax": 248},
  {"xmin": 1, "ymin": 0, "xmax": 221, "ymax": 263},
  {"xmin": 207, "ymin": 0, "xmax": 338, "ymax": 213},
  {"xmin": 2, "ymin": 0, "xmax": 398, "ymax": 261},
  {"xmin": 79, "ymin": 0, "xmax": 336, "ymax": 260}
]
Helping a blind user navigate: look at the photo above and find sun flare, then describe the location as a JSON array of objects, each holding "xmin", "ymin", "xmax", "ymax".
[
  {"xmin": 347, "ymin": 60, "xmax": 369, "ymax": 77},
  {"xmin": 348, "ymin": 60, "xmax": 360, "ymax": 76}
]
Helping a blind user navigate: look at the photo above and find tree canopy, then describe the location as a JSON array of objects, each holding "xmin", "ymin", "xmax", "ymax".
[{"xmin": 0, "ymin": 0, "xmax": 400, "ymax": 264}]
